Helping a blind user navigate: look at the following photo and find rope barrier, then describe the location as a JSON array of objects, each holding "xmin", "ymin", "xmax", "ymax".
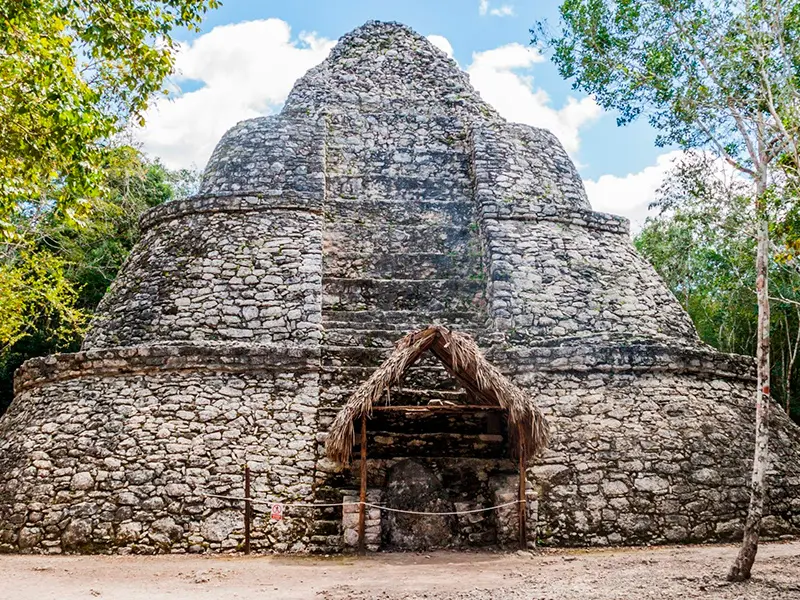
[
  {"xmin": 201, "ymin": 492, "xmax": 524, "ymax": 515},
  {"xmin": 203, "ymin": 492, "xmax": 346, "ymax": 508},
  {"xmin": 363, "ymin": 500, "xmax": 523, "ymax": 516}
]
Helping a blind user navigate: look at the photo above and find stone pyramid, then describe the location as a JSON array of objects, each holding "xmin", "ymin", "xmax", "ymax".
[{"xmin": 1, "ymin": 21, "xmax": 798, "ymax": 554}]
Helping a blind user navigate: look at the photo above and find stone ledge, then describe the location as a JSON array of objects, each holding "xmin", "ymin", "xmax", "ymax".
[
  {"xmin": 139, "ymin": 193, "xmax": 323, "ymax": 232},
  {"xmin": 492, "ymin": 342, "xmax": 756, "ymax": 381},
  {"xmin": 481, "ymin": 205, "xmax": 630, "ymax": 235},
  {"xmin": 14, "ymin": 342, "xmax": 321, "ymax": 393}
]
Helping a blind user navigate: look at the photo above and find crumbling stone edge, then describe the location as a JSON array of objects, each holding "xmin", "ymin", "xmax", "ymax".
[
  {"xmin": 14, "ymin": 344, "xmax": 320, "ymax": 394},
  {"xmin": 14, "ymin": 341, "xmax": 754, "ymax": 395}
]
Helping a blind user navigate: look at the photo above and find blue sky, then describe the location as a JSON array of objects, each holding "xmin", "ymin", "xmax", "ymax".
[{"xmin": 138, "ymin": 0, "xmax": 682, "ymax": 228}]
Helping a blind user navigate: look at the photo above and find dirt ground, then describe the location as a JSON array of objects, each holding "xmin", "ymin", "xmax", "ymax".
[{"xmin": 1, "ymin": 541, "xmax": 799, "ymax": 600}]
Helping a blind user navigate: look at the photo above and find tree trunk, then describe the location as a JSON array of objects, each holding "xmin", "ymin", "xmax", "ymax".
[{"xmin": 728, "ymin": 198, "xmax": 771, "ymax": 582}]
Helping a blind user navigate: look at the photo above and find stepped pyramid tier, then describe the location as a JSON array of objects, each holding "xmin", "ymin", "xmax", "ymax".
[{"xmin": 0, "ymin": 21, "xmax": 798, "ymax": 554}]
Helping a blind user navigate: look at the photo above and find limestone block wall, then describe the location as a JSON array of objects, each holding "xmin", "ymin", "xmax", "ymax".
[
  {"xmin": 199, "ymin": 115, "xmax": 325, "ymax": 198},
  {"xmin": 0, "ymin": 346, "xmax": 322, "ymax": 554},
  {"xmin": 482, "ymin": 218, "xmax": 699, "ymax": 344},
  {"xmin": 83, "ymin": 199, "xmax": 323, "ymax": 348},
  {"xmin": 494, "ymin": 344, "xmax": 800, "ymax": 546},
  {"xmin": 470, "ymin": 122, "xmax": 699, "ymax": 346},
  {"xmin": 471, "ymin": 123, "xmax": 591, "ymax": 213}
]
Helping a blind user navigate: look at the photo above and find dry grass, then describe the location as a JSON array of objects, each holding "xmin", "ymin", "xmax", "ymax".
[{"xmin": 325, "ymin": 325, "xmax": 549, "ymax": 465}]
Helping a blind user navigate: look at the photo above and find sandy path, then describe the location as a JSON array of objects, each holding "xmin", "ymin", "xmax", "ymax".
[{"xmin": 1, "ymin": 541, "xmax": 798, "ymax": 600}]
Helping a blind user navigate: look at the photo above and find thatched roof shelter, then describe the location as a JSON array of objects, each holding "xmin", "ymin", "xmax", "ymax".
[{"xmin": 325, "ymin": 325, "xmax": 549, "ymax": 465}]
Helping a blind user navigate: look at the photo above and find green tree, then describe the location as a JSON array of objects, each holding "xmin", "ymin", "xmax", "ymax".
[
  {"xmin": 0, "ymin": 0, "xmax": 218, "ymax": 239},
  {"xmin": 535, "ymin": 0, "xmax": 800, "ymax": 579},
  {"xmin": 636, "ymin": 153, "xmax": 800, "ymax": 421},
  {"xmin": 0, "ymin": 148, "xmax": 197, "ymax": 415},
  {"xmin": 0, "ymin": 0, "xmax": 214, "ymax": 414}
]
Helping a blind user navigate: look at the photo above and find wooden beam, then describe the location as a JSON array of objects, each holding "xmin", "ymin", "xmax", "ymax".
[
  {"xmin": 428, "ymin": 341, "xmax": 496, "ymax": 406},
  {"xmin": 371, "ymin": 405, "xmax": 504, "ymax": 412},
  {"xmin": 244, "ymin": 464, "xmax": 251, "ymax": 555},
  {"xmin": 358, "ymin": 413, "xmax": 367, "ymax": 556},
  {"xmin": 518, "ymin": 423, "xmax": 527, "ymax": 551}
]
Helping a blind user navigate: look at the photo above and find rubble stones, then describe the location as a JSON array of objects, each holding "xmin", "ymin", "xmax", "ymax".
[
  {"xmin": 382, "ymin": 460, "xmax": 457, "ymax": 550},
  {"xmin": 71, "ymin": 473, "xmax": 94, "ymax": 491},
  {"xmin": 62, "ymin": 520, "xmax": 92, "ymax": 548},
  {"xmin": 201, "ymin": 510, "xmax": 241, "ymax": 543}
]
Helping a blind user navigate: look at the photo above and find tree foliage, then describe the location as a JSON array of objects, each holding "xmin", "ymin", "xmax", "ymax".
[
  {"xmin": 635, "ymin": 153, "xmax": 800, "ymax": 421},
  {"xmin": 0, "ymin": 0, "xmax": 218, "ymax": 238},
  {"xmin": 0, "ymin": 148, "xmax": 199, "ymax": 414},
  {"xmin": 0, "ymin": 0, "xmax": 212, "ymax": 413},
  {"xmin": 535, "ymin": 0, "xmax": 800, "ymax": 579},
  {"xmin": 534, "ymin": 0, "xmax": 800, "ymax": 174}
]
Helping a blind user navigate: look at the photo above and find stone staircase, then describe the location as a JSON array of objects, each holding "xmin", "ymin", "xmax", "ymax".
[
  {"xmin": 308, "ymin": 111, "xmax": 490, "ymax": 549},
  {"xmin": 320, "ymin": 111, "xmax": 488, "ymax": 411}
]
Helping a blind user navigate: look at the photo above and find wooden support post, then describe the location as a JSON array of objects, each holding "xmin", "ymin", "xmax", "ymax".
[
  {"xmin": 358, "ymin": 414, "xmax": 368, "ymax": 556},
  {"xmin": 518, "ymin": 425, "xmax": 527, "ymax": 551},
  {"xmin": 244, "ymin": 464, "xmax": 252, "ymax": 555}
]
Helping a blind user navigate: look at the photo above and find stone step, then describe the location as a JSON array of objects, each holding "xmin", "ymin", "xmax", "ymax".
[
  {"xmin": 322, "ymin": 327, "xmax": 484, "ymax": 349},
  {"xmin": 368, "ymin": 410, "xmax": 505, "ymax": 436},
  {"xmin": 324, "ymin": 251, "xmax": 478, "ymax": 280},
  {"xmin": 325, "ymin": 144, "xmax": 469, "ymax": 161},
  {"xmin": 325, "ymin": 135, "xmax": 468, "ymax": 154},
  {"xmin": 354, "ymin": 431, "xmax": 508, "ymax": 459},
  {"xmin": 326, "ymin": 197, "xmax": 476, "ymax": 226},
  {"xmin": 322, "ymin": 309, "xmax": 486, "ymax": 330},
  {"xmin": 320, "ymin": 386, "xmax": 470, "ymax": 409},
  {"xmin": 325, "ymin": 164, "xmax": 470, "ymax": 182},
  {"xmin": 325, "ymin": 174, "xmax": 471, "ymax": 202},
  {"xmin": 324, "ymin": 114, "xmax": 468, "ymax": 149},
  {"xmin": 321, "ymin": 364, "xmax": 462, "ymax": 391},
  {"xmin": 324, "ymin": 143, "xmax": 471, "ymax": 176},
  {"xmin": 321, "ymin": 345, "xmax": 439, "ymax": 368},
  {"xmin": 319, "ymin": 403, "xmax": 503, "ymax": 421},
  {"xmin": 308, "ymin": 518, "xmax": 341, "ymax": 536},
  {"xmin": 324, "ymin": 110, "xmax": 466, "ymax": 132},
  {"xmin": 325, "ymin": 223, "xmax": 479, "ymax": 257},
  {"xmin": 322, "ymin": 277, "xmax": 486, "ymax": 313}
]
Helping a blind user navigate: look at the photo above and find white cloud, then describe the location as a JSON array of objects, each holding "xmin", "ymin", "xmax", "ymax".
[
  {"xmin": 138, "ymin": 25, "xmax": 600, "ymax": 174},
  {"xmin": 479, "ymin": 1, "xmax": 515, "ymax": 17},
  {"xmin": 585, "ymin": 151, "xmax": 685, "ymax": 230},
  {"xmin": 427, "ymin": 35, "xmax": 454, "ymax": 59},
  {"xmin": 491, "ymin": 5, "xmax": 515, "ymax": 17},
  {"xmin": 466, "ymin": 43, "xmax": 601, "ymax": 155},
  {"xmin": 136, "ymin": 19, "xmax": 334, "ymax": 169}
]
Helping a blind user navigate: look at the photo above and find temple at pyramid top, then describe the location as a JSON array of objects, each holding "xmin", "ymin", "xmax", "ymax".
[
  {"xmin": 282, "ymin": 21, "xmax": 500, "ymax": 119},
  {"xmin": 198, "ymin": 21, "xmax": 592, "ymax": 212}
]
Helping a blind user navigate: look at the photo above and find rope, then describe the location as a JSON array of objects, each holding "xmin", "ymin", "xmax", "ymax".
[
  {"xmin": 363, "ymin": 500, "xmax": 522, "ymax": 515},
  {"xmin": 201, "ymin": 492, "xmax": 524, "ymax": 515},
  {"xmin": 203, "ymin": 492, "xmax": 344, "ymax": 507}
]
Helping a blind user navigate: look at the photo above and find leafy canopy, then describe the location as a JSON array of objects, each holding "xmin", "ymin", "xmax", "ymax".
[
  {"xmin": 0, "ymin": 0, "xmax": 218, "ymax": 238},
  {"xmin": 636, "ymin": 153, "xmax": 800, "ymax": 421},
  {"xmin": 533, "ymin": 0, "xmax": 800, "ymax": 179},
  {"xmin": 0, "ymin": 147, "xmax": 198, "ymax": 414}
]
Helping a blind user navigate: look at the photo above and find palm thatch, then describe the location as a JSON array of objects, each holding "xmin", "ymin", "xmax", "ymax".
[{"xmin": 325, "ymin": 325, "xmax": 549, "ymax": 465}]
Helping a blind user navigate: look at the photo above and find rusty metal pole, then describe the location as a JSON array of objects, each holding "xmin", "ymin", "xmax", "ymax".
[
  {"xmin": 358, "ymin": 414, "xmax": 368, "ymax": 556},
  {"xmin": 244, "ymin": 464, "xmax": 251, "ymax": 555},
  {"xmin": 518, "ymin": 425, "xmax": 527, "ymax": 551}
]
